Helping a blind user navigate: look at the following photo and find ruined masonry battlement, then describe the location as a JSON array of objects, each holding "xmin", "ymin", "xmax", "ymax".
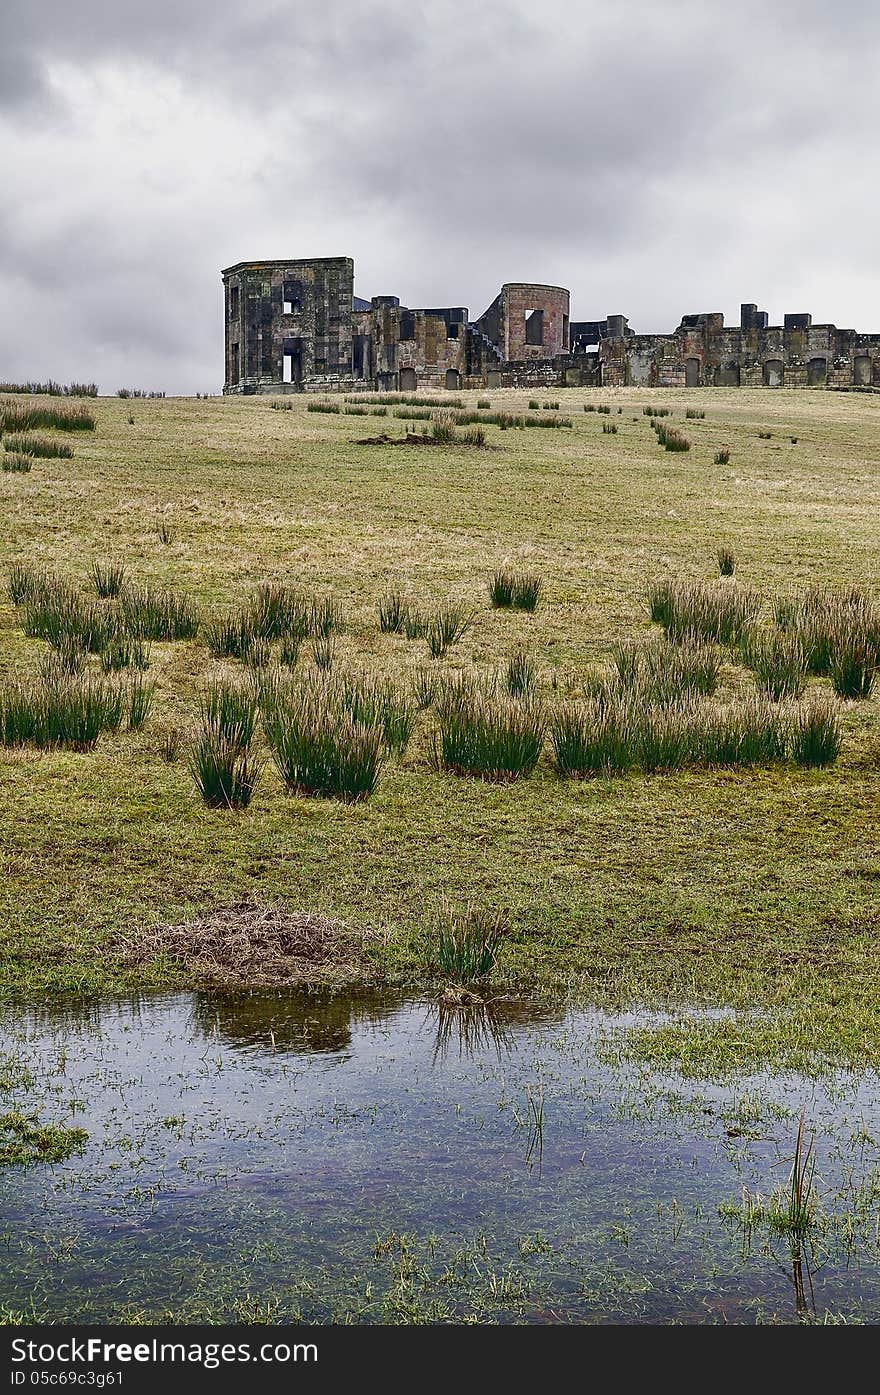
[{"xmin": 221, "ymin": 259, "xmax": 880, "ymax": 394}]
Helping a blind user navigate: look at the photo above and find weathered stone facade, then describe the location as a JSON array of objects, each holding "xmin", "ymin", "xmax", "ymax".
[{"xmin": 222, "ymin": 260, "xmax": 880, "ymax": 393}]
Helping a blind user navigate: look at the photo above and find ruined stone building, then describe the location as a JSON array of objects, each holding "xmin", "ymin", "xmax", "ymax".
[{"xmin": 222, "ymin": 258, "xmax": 880, "ymax": 393}]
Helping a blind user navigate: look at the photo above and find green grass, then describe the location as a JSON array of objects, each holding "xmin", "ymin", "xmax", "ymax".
[{"xmin": 2, "ymin": 387, "xmax": 880, "ymax": 1074}]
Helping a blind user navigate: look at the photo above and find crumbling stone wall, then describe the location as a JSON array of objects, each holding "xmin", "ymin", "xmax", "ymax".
[{"xmin": 222, "ymin": 259, "xmax": 879, "ymax": 394}]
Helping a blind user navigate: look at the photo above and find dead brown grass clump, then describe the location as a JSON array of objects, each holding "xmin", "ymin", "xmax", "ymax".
[{"xmin": 121, "ymin": 900, "xmax": 375, "ymax": 987}]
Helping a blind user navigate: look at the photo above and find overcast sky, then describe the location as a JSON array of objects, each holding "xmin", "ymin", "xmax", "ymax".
[{"xmin": 1, "ymin": 0, "xmax": 877, "ymax": 394}]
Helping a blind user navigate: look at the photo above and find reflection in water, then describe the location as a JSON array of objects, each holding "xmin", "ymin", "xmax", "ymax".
[
  {"xmin": 427, "ymin": 997, "xmax": 563, "ymax": 1065},
  {"xmin": 190, "ymin": 987, "xmax": 402, "ymax": 1056}
]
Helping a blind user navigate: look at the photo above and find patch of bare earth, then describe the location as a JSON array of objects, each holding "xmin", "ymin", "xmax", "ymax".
[{"xmin": 120, "ymin": 901, "xmax": 378, "ymax": 988}]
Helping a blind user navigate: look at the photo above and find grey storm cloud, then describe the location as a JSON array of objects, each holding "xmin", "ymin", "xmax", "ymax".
[{"xmin": 0, "ymin": 0, "xmax": 878, "ymax": 392}]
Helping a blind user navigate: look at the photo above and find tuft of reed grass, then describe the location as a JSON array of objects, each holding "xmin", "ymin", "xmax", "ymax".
[
  {"xmin": 23, "ymin": 586, "xmax": 115, "ymax": 655},
  {"xmin": 203, "ymin": 610, "xmax": 258, "ymax": 660},
  {"xmin": 99, "ymin": 627, "xmax": 150, "ymax": 673},
  {"xmin": 789, "ymin": 696, "xmax": 840, "ymax": 766},
  {"xmin": 714, "ymin": 448, "xmax": 731, "ymax": 465},
  {"xmin": 90, "ymin": 561, "xmax": 126, "ymax": 599},
  {"xmin": 717, "ymin": 546, "xmax": 736, "ymax": 577},
  {"xmin": 155, "ymin": 521, "xmax": 173, "ymax": 544},
  {"xmin": 248, "ymin": 583, "xmax": 309, "ymax": 641},
  {"xmin": 121, "ymin": 584, "xmax": 199, "ymax": 641},
  {"xmin": 199, "ymin": 680, "xmax": 259, "ymax": 748},
  {"xmin": 647, "ymin": 577, "xmax": 761, "ymax": 644},
  {"xmin": 127, "ymin": 676, "xmax": 154, "ymax": 730},
  {"xmin": 425, "ymin": 605, "xmax": 471, "ymax": 659},
  {"xmin": 3, "ymin": 433, "xmax": 73, "ymax": 459},
  {"xmin": 612, "ymin": 634, "xmax": 720, "ymax": 703},
  {"xmin": 488, "ymin": 568, "xmax": 542, "ymax": 611},
  {"xmin": 0, "ymin": 675, "xmax": 123, "ymax": 751},
  {"xmin": 2, "ymin": 453, "xmax": 31, "ymax": 473},
  {"xmin": 412, "ymin": 668, "xmax": 437, "ymax": 709},
  {"xmin": 505, "ymin": 651, "xmax": 536, "ymax": 697},
  {"xmin": 739, "ymin": 627, "xmax": 808, "ymax": 701},
  {"xmin": 188, "ymin": 733, "xmax": 261, "ymax": 809},
  {"xmin": 279, "ymin": 632, "xmax": 302, "ymax": 668},
  {"xmin": 311, "ymin": 635, "xmax": 336, "ymax": 671},
  {"xmin": 433, "ymin": 688, "xmax": 545, "ymax": 781},
  {"xmin": 0, "ymin": 399, "xmax": 95, "ymax": 432},
  {"xmin": 685, "ymin": 408, "xmax": 705, "ymax": 419},
  {"xmin": 697, "ymin": 697, "xmax": 787, "ymax": 767},
  {"xmin": 462, "ymin": 426, "xmax": 486, "ymax": 446},
  {"xmin": 339, "ymin": 671, "xmax": 416, "ymax": 754},
  {"xmin": 774, "ymin": 585, "xmax": 880, "ymax": 676},
  {"xmin": 264, "ymin": 684, "xmax": 385, "ymax": 802},
  {"xmin": 426, "ymin": 900, "xmax": 508, "ymax": 983},
  {"xmin": 160, "ymin": 728, "xmax": 181, "ymax": 763},
  {"xmin": 829, "ymin": 636, "xmax": 875, "ymax": 699},
  {"xmin": 378, "ymin": 590, "xmax": 408, "ymax": 634}
]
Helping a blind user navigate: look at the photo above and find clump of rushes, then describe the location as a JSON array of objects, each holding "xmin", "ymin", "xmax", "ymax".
[
  {"xmin": 412, "ymin": 668, "xmax": 436, "ymax": 709},
  {"xmin": 427, "ymin": 901, "xmax": 509, "ymax": 983},
  {"xmin": 717, "ymin": 546, "xmax": 736, "ymax": 577},
  {"xmin": 0, "ymin": 675, "xmax": 124, "ymax": 751},
  {"xmin": 378, "ymin": 590, "xmax": 408, "ymax": 634},
  {"xmin": 477, "ymin": 399, "xmax": 490, "ymax": 409},
  {"xmin": 612, "ymin": 634, "xmax": 720, "ymax": 703},
  {"xmin": 403, "ymin": 608, "xmax": 427, "ymax": 640},
  {"xmin": 100, "ymin": 627, "xmax": 150, "ymax": 673},
  {"xmin": 188, "ymin": 733, "xmax": 261, "ymax": 809},
  {"xmin": 829, "ymin": 636, "xmax": 875, "ymax": 699},
  {"xmin": 505, "ymin": 651, "xmax": 536, "ymax": 696},
  {"xmin": 775, "ymin": 585, "xmax": 880, "ymax": 675},
  {"xmin": 740, "ymin": 626, "xmax": 808, "ymax": 701},
  {"xmin": 279, "ymin": 632, "xmax": 302, "ymax": 668},
  {"xmin": 155, "ymin": 520, "xmax": 173, "ymax": 545},
  {"xmin": 311, "ymin": 635, "xmax": 335, "ymax": 671},
  {"xmin": 2, "ymin": 453, "xmax": 31, "ymax": 473},
  {"xmin": 647, "ymin": 577, "xmax": 761, "ymax": 644},
  {"xmin": 339, "ymin": 672, "xmax": 416, "ymax": 754},
  {"xmin": 655, "ymin": 423, "xmax": 690, "ymax": 452},
  {"xmin": 433, "ymin": 688, "xmax": 545, "ymax": 781},
  {"xmin": 8, "ymin": 564, "xmax": 51, "ymax": 606},
  {"xmin": 697, "ymin": 697, "xmax": 787, "ymax": 767},
  {"xmin": 686, "ymin": 408, "xmax": 705, "ymax": 419},
  {"xmin": 429, "ymin": 419, "xmax": 457, "ymax": 444},
  {"xmin": 126, "ymin": 675, "xmax": 154, "ymax": 730},
  {"xmin": 488, "ymin": 569, "xmax": 542, "ymax": 611},
  {"xmin": 160, "ymin": 728, "xmax": 181, "ymax": 762},
  {"xmin": 90, "ymin": 560, "xmax": 126, "ymax": 599},
  {"xmin": 550, "ymin": 697, "xmax": 635, "ymax": 776},
  {"xmin": 309, "ymin": 595, "xmax": 340, "ymax": 638},
  {"xmin": 462, "ymin": 426, "xmax": 486, "ymax": 446},
  {"xmin": 199, "ymin": 680, "xmax": 259, "ymax": 748},
  {"xmin": 789, "ymin": 696, "xmax": 841, "ymax": 766},
  {"xmin": 121, "ymin": 584, "xmax": 199, "ymax": 640},
  {"xmin": 264, "ymin": 684, "xmax": 384, "ymax": 802},
  {"xmin": 714, "ymin": 448, "xmax": 731, "ymax": 465},
  {"xmin": 23, "ymin": 587, "xmax": 114, "ymax": 654},
  {"xmin": 247, "ymin": 583, "xmax": 309, "ymax": 640},
  {"xmin": 425, "ymin": 605, "xmax": 471, "ymax": 659},
  {"xmin": 0, "ymin": 399, "xmax": 95, "ymax": 432},
  {"xmin": 244, "ymin": 637, "xmax": 271, "ymax": 670},
  {"xmin": 602, "ymin": 422, "xmax": 618, "ymax": 434},
  {"xmin": 3, "ymin": 434, "xmax": 73, "ymax": 459},
  {"xmin": 203, "ymin": 609, "xmax": 259, "ymax": 661}
]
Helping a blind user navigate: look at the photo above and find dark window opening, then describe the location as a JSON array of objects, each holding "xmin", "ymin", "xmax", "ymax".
[
  {"xmin": 562, "ymin": 314, "xmax": 569, "ymax": 350},
  {"xmin": 230, "ymin": 344, "xmax": 239, "ymax": 386},
  {"xmin": 282, "ymin": 280, "xmax": 303, "ymax": 314},
  {"xmin": 525, "ymin": 309, "xmax": 544, "ymax": 346},
  {"xmin": 399, "ymin": 311, "xmax": 416, "ymax": 341},
  {"xmin": 447, "ymin": 322, "xmax": 459, "ymax": 339},
  {"xmin": 229, "ymin": 286, "xmax": 239, "ymax": 319}
]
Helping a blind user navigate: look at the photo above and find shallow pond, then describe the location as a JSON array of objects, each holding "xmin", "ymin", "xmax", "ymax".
[{"xmin": 1, "ymin": 990, "xmax": 879, "ymax": 1323}]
